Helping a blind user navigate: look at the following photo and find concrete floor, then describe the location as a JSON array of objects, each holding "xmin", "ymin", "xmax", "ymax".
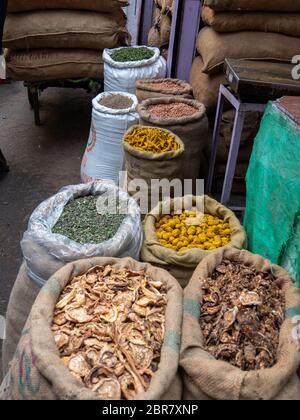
[{"xmin": 0, "ymin": 81, "xmax": 94, "ymax": 318}]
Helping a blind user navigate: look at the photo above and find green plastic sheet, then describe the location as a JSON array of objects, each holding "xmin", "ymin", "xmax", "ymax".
[{"xmin": 244, "ymin": 102, "xmax": 300, "ymax": 286}]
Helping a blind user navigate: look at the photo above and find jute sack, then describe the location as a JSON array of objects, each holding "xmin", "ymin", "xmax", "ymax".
[
  {"xmin": 136, "ymin": 79, "xmax": 193, "ymax": 102},
  {"xmin": 197, "ymin": 27, "xmax": 300, "ymax": 74},
  {"xmin": 189, "ymin": 56, "xmax": 226, "ymax": 113},
  {"xmin": 7, "ymin": 0, "xmax": 128, "ymax": 13},
  {"xmin": 138, "ymin": 97, "xmax": 209, "ymax": 182},
  {"xmin": 3, "ymin": 10, "xmax": 128, "ymax": 50},
  {"xmin": 180, "ymin": 247, "xmax": 300, "ymax": 400},
  {"xmin": 123, "ymin": 125, "xmax": 185, "ymax": 211},
  {"xmin": 5, "ymin": 49, "xmax": 104, "ymax": 81},
  {"xmin": 204, "ymin": 0, "xmax": 300, "ymax": 12},
  {"xmin": 2, "ymin": 264, "xmax": 40, "ymax": 378},
  {"xmin": 202, "ymin": 7, "xmax": 300, "ymax": 37},
  {"xmin": 0, "ymin": 257, "xmax": 183, "ymax": 400},
  {"xmin": 141, "ymin": 195, "xmax": 247, "ymax": 288}
]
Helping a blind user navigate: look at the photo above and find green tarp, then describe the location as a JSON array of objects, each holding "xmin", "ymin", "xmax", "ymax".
[{"xmin": 244, "ymin": 101, "xmax": 300, "ymax": 286}]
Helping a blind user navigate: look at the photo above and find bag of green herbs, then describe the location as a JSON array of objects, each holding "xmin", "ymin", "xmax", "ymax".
[{"xmin": 103, "ymin": 46, "xmax": 166, "ymax": 94}]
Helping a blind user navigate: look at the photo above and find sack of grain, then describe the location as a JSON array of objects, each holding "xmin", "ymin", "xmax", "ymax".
[
  {"xmin": 3, "ymin": 10, "xmax": 128, "ymax": 50},
  {"xmin": 103, "ymin": 46, "xmax": 166, "ymax": 94},
  {"xmin": 204, "ymin": 0, "xmax": 300, "ymax": 12},
  {"xmin": 190, "ymin": 56, "xmax": 226, "ymax": 113},
  {"xmin": 148, "ymin": 25, "xmax": 161, "ymax": 48},
  {"xmin": 141, "ymin": 195, "xmax": 247, "ymax": 287},
  {"xmin": 159, "ymin": 13, "xmax": 172, "ymax": 46},
  {"xmin": 21, "ymin": 181, "xmax": 143, "ymax": 287},
  {"xmin": 5, "ymin": 49, "xmax": 104, "ymax": 81},
  {"xmin": 123, "ymin": 125, "xmax": 185, "ymax": 212},
  {"xmin": 180, "ymin": 247, "xmax": 300, "ymax": 400},
  {"xmin": 202, "ymin": 7, "xmax": 300, "ymax": 37},
  {"xmin": 7, "ymin": 0, "xmax": 128, "ymax": 13},
  {"xmin": 138, "ymin": 97, "xmax": 208, "ymax": 182},
  {"xmin": 136, "ymin": 79, "xmax": 192, "ymax": 102},
  {"xmin": 2, "ymin": 264, "xmax": 40, "ymax": 378},
  {"xmin": 197, "ymin": 27, "xmax": 300, "ymax": 74},
  {"xmin": 81, "ymin": 92, "xmax": 139, "ymax": 184},
  {"xmin": 0, "ymin": 257, "xmax": 183, "ymax": 400}
]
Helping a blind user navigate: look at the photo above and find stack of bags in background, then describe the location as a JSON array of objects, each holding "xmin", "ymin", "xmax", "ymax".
[
  {"xmin": 3, "ymin": 0, "xmax": 129, "ymax": 81},
  {"xmin": 190, "ymin": 0, "xmax": 300, "ymax": 192},
  {"xmin": 148, "ymin": 0, "xmax": 173, "ymax": 60}
]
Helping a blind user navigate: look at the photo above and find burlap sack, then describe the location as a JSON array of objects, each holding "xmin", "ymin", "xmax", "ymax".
[
  {"xmin": 202, "ymin": 7, "xmax": 300, "ymax": 37},
  {"xmin": 141, "ymin": 195, "xmax": 247, "ymax": 288},
  {"xmin": 123, "ymin": 125, "xmax": 185, "ymax": 211},
  {"xmin": 136, "ymin": 79, "xmax": 193, "ymax": 102},
  {"xmin": 2, "ymin": 264, "xmax": 40, "ymax": 378},
  {"xmin": 3, "ymin": 10, "xmax": 128, "ymax": 50},
  {"xmin": 160, "ymin": 13, "xmax": 171, "ymax": 46},
  {"xmin": 138, "ymin": 98, "xmax": 209, "ymax": 182},
  {"xmin": 5, "ymin": 49, "xmax": 104, "ymax": 81},
  {"xmin": 7, "ymin": 0, "xmax": 128, "ymax": 13},
  {"xmin": 190, "ymin": 56, "xmax": 226, "ymax": 113},
  {"xmin": 0, "ymin": 257, "xmax": 183, "ymax": 400},
  {"xmin": 197, "ymin": 27, "xmax": 300, "ymax": 74},
  {"xmin": 180, "ymin": 247, "xmax": 300, "ymax": 400},
  {"xmin": 148, "ymin": 25, "xmax": 161, "ymax": 48},
  {"xmin": 204, "ymin": 0, "xmax": 300, "ymax": 12}
]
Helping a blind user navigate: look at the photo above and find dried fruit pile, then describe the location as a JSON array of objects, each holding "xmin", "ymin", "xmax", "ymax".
[
  {"xmin": 148, "ymin": 102, "xmax": 198, "ymax": 119},
  {"xmin": 99, "ymin": 94, "xmax": 134, "ymax": 110},
  {"xmin": 200, "ymin": 260, "xmax": 285, "ymax": 371},
  {"xmin": 110, "ymin": 47, "xmax": 155, "ymax": 62},
  {"xmin": 124, "ymin": 126, "xmax": 180, "ymax": 154},
  {"xmin": 52, "ymin": 265, "xmax": 167, "ymax": 400},
  {"xmin": 156, "ymin": 210, "xmax": 231, "ymax": 252}
]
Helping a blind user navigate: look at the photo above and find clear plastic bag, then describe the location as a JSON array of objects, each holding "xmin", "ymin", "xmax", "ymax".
[{"xmin": 21, "ymin": 181, "xmax": 143, "ymax": 287}]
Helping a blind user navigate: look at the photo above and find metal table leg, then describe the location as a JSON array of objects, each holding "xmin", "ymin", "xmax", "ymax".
[
  {"xmin": 206, "ymin": 88, "xmax": 225, "ymax": 194},
  {"xmin": 221, "ymin": 110, "xmax": 246, "ymax": 205}
]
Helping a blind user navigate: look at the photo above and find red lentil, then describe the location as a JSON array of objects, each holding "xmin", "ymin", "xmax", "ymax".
[{"xmin": 148, "ymin": 103, "xmax": 198, "ymax": 119}]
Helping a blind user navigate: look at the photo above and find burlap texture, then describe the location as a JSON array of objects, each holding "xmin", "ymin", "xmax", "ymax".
[
  {"xmin": 7, "ymin": 0, "xmax": 128, "ymax": 13},
  {"xmin": 180, "ymin": 247, "xmax": 300, "ymax": 400},
  {"xmin": 0, "ymin": 257, "xmax": 183, "ymax": 400},
  {"xmin": 141, "ymin": 195, "xmax": 247, "ymax": 288},
  {"xmin": 202, "ymin": 7, "xmax": 300, "ymax": 37},
  {"xmin": 189, "ymin": 56, "xmax": 226, "ymax": 113},
  {"xmin": 138, "ymin": 97, "xmax": 209, "ymax": 182},
  {"xmin": 197, "ymin": 27, "xmax": 300, "ymax": 74},
  {"xmin": 2, "ymin": 264, "xmax": 40, "ymax": 378},
  {"xmin": 5, "ymin": 49, "xmax": 104, "ymax": 81},
  {"xmin": 135, "ymin": 79, "xmax": 193, "ymax": 102},
  {"xmin": 204, "ymin": 0, "xmax": 300, "ymax": 12},
  {"xmin": 3, "ymin": 10, "xmax": 128, "ymax": 50}
]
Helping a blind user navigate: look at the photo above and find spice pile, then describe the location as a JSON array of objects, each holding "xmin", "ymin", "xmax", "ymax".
[
  {"xmin": 200, "ymin": 260, "xmax": 285, "ymax": 371},
  {"xmin": 99, "ymin": 94, "xmax": 134, "ymax": 110},
  {"xmin": 52, "ymin": 265, "xmax": 167, "ymax": 400},
  {"xmin": 146, "ymin": 80, "xmax": 187, "ymax": 92},
  {"xmin": 125, "ymin": 127, "xmax": 180, "ymax": 154},
  {"xmin": 52, "ymin": 196, "xmax": 125, "ymax": 244},
  {"xmin": 156, "ymin": 210, "xmax": 231, "ymax": 252},
  {"xmin": 110, "ymin": 47, "xmax": 155, "ymax": 62},
  {"xmin": 148, "ymin": 103, "xmax": 198, "ymax": 119}
]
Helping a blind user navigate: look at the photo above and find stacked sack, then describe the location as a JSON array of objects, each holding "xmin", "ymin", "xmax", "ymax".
[
  {"xmin": 3, "ymin": 0, "xmax": 129, "ymax": 81},
  {"xmin": 148, "ymin": 0, "xmax": 173, "ymax": 60},
  {"xmin": 190, "ymin": 0, "xmax": 300, "ymax": 190}
]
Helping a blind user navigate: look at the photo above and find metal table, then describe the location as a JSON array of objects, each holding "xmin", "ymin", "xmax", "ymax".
[{"xmin": 206, "ymin": 84, "xmax": 266, "ymax": 206}]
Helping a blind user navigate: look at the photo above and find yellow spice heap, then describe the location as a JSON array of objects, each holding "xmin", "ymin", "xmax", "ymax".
[
  {"xmin": 125, "ymin": 127, "xmax": 180, "ymax": 154},
  {"xmin": 156, "ymin": 210, "xmax": 231, "ymax": 252}
]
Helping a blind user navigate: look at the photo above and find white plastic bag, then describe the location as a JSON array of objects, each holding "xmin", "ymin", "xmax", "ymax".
[
  {"xmin": 21, "ymin": 181, "xmax": 143, "ymax": 287},
  {"xmin": 103, "ymin": 46, "xmax": 167, "ymax": 94},
  {"xmin": 81, "ymin": 92, "xmax": 139, "ymax": 184}
]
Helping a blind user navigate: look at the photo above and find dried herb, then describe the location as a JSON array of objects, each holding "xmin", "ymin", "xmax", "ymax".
[
  {"xmin": 99, "ymin": 94, "xmax": 134, "ymax": 110},
  {"xmin": 52, "ymin": 265, "xmax": 167, "ymax": 399},
  {"xmin": 52, "ymin": 195, "xmax": 126, "ymax": 244},
  {"xmin": 110, "ymin": 47, "xmax": 155, "ymax": 62},
  {"xmin": 200, "ymin": 260, "xmax": 285, "ymax": 371}
]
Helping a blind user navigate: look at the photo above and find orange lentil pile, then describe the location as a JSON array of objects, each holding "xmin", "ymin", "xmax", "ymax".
[
  {"xmin": 148, "ymin": 103, "xmax": 198, "ymax": 119},
  {"xmin": 148, "ymin": 80, "xmax": 186, "ymax": 92}
]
